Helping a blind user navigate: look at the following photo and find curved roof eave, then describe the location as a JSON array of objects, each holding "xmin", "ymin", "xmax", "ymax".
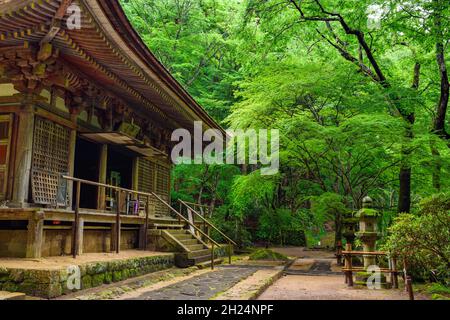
[{"xmin": 90, "ymin": 0, "xmax": 225, "ymax": 135}]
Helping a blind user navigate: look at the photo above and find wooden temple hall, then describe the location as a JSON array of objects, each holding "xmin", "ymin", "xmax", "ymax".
[{"xmin": 0, "ymin": 0, "xmax": 223, "ymax": 261}]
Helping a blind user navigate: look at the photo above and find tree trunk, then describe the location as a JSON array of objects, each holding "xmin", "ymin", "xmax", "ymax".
[
  {"xmin": 397, "ymin": 62, "xmax": 419, "ymax": 214},
  {"xmin": 398, "ymin": 165, "xmax": 411, "ymax": 213},
  {"xmin": 334, "ymin": 210, "xmax": 343, "ymax": 250},
  {"xmin": 431, "ymin": 140, "xmax": 442, "ymax": 190},
  {"xmin": 433, "ymin": 0, "xmax": 449, "ymax": 139}
]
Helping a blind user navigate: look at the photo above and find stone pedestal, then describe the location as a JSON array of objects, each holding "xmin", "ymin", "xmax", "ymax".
[
  {"xmin": 354, "ymin": 197, "xmax": 386, "ymax": 288},
  {"xmin": 355, "ymin": 197, "xmax": 381, "ymax": 268}
]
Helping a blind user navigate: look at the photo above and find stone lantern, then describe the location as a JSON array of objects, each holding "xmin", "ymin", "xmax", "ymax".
[
  {"xmin": 355, "ymin": 196, "xmax": 380, "ymax": 268},
  {"xmin": 342, "ymin": 211, "xmax": 358, "ymax": 247}
]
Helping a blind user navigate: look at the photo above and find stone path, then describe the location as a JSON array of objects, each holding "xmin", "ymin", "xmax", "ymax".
[
  {"xmin": 285, "ymin": 259, "xmax": 341, "ymax": 276},
  {"xmin": 124, "ymin": 266, "xmax": 259, "ymax": 300}
]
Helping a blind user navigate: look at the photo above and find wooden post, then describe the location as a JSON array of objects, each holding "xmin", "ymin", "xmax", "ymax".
[
  {"xmin": 211, "ymin": 243, "xmax": 215, "ymax": 270},
  {"xmin": 345, "ymin": 243, "xmax": 353, "ymax": 287},
  {"xmin": 403, "ymin": 258, "xmax": 408, "ymax": 292},
  {"xmin": 228, "ymin": 241, "xmax": 232, "ymax": 264},
  {"xmin": 97, "ymin": 144, "xmax": 107, "ymax": 210},
  {"xmin": 336, "ymin": 240, "xmax": 342, "ymax": 266},
  {"xmin": 66, "ymin": 124, "xmax": 77, "ymax": 209},
  {"xmin": 12, "ymin": 106, "xmax": 34, "ymax": 206},
  {"xmin": 71, "ymin": 181, "xmax": 81, "ymax": 258},
  {"xmin": 143, "ymin": 195, "xmax": 150, "ymax": 250},
  {"xmin": 406, "ymin": 276, "xmax": 414, "ymax": 300},
  {"xmin": 77, "ymin": 217, "xmax": 84, "ymax": 255},
  {"xmin": 26, "ymin": 211, "xmax": 44, "ymax": 259},
  {"xmin": 115, "ymin": 189, "xmax": 121, "ymax": 254},
  {"xmin": 391, "ymin": 256, "xmax": 399, "ymax": 289}
]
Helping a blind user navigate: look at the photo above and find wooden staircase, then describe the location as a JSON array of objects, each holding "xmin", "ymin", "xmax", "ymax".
[{"xmin": 158, "ymin": 223, "xmax": 223, "ymax": 268}]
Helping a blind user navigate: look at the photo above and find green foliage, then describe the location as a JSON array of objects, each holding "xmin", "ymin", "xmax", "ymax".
[
  {"xmin": 427, "ymin": 283, "xmax": 450, "ymax": 295},
  {"xmin": 121, "ymin": 0, "xmax": 243, "ymax": 123},
  {"xmin": 249, "ymin": 249, "xmax": 289, "ymax": 261},
  {"xmin": 383, "ymin": 193, "xmax": 450, "ymax": 283},
  {"xmin": 122, "ymin": 0, "xmax": 450, "ymax": 270},
  {"xmin": 257, "ymin": 208, "xmax": 306, "ymax": 246}
]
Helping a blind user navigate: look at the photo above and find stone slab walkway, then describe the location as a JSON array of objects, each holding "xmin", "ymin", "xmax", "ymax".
[
  {"xmin": 124, "ymin": 266, "xmax": 260, "ymax": 300},
  {"xmin": 214, "ymin": 267, "xmax": 284, "ymax": 300}
]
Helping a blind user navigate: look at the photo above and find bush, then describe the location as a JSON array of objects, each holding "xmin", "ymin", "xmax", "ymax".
[
  {"xmin": 257, "ymin": 208, "xmax": 306, "ymax": 246},
  {"xmin": 383, "ymin": 193, "xmax": 450, "ymax": 283},
  {"xmin": 249, "ymin": 249, "xmax": 289, "ymax": 261}
]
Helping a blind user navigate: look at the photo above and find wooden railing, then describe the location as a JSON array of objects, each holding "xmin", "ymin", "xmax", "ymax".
[
  {"xmin": 178, "ymin": 199, "xmax": 236, "ymax": 264},
  {"xmin": 62, "ymin": 176, "xmax": 220, "ymax": 269},
  {"xmin": 341, "ymin": 244, "xmax": 414, "ymax": 300}
]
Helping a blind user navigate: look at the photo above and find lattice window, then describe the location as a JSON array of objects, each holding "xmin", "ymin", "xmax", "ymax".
[
  {"xmin": 137, "ymin": 158, "xmax": 154, "ymax": 194},
  {"xmin": 155, "ymin": 163, "xmax": 170, "ymax": 215},
  {"xmin": 31, "ymin": 117, "xmax": 70, "ymax": 206},
  {"xmin": 156, "ymin": 163, "xmax": 170, "ymax": 197},
  {"xmin": 137, "ymin": 158, "xmax": 171, "ymax": 216}
]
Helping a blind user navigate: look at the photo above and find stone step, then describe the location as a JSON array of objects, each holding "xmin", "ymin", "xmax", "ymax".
[
  {"xmin": 180, "ymin": 239, "xmax": 199, "ymax": 245},
  {"xmin": 192, "ymin": 254, "xmax": 214, "ymax": 264},
  {"xmin": 167, "ymin": 229, "xmax": 188, "ymax": 234},
  {"xmin": 171, "ymin": 234, "xmax": 194, "ymax": 240},
  {"xmin": 188, "ymin": 249, "xmax": 211, "ymax": 259},
  {"xmin": 185, "ymin": 244, "xmax": 204, "ymax": 251},
  {"xmin": 0, "ymin": 291, "xmax": 26, "ymax": 301},
  {"xmin": 196, "ymin": 258, "xmax": 224, "ymax": 269}
]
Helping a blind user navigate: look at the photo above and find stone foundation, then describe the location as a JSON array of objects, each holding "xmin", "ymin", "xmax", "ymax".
[
  {"xmin": 0, "ymin": 228, "xmax": 139, "ymax": 258},
  {"xmin": 0, "ymin": 253, "xmax": 174, "ymax": 298}
]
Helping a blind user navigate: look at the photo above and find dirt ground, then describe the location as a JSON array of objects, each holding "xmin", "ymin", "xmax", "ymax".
[
  {"xmin": 260, "ymin": 247, "xmax": 426, "ymax": 300},
  {"xmin": 0, "ymin": 250, "xmax": 172, "ymax": 270},
  {"xmin": 258, "ymin": 275, "xmax": 414, "ymax": 300}
]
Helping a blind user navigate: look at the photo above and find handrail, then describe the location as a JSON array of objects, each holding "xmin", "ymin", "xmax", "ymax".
[
  {"xmin": 179, "ymin": 199, "xmax": 237, "ymax": 246},
  {"xmin": 151, "ymin": 193, "xmax": 220, "ymax": 247},
  {"xmin": 182, "ymin": 201, "xmax": 210, "ymax": 209},
  {"xmin": 62, "ymin": 175, "xmax": 221, "ymax": 269},
  {"xmin": 62, "ymin": 175, "xmax": 220, "ymax": 248}
]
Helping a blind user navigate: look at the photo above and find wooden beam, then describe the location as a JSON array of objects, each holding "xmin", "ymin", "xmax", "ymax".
[{"xmin": 40, "ymin": 0, "xmax": 73, "ymax": 45}]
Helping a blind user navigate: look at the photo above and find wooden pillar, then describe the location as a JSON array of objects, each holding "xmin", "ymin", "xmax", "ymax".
[
  {"xmin": 345, "ymin": 243, "xmax": 353, "ymax": 287},
  {"xmin": 77, "ymin": 218, "xmax": 84, "ymax": 255},
  {"xmin": 26, "ymin": 211, "xmax": 44, "ymax": 259},
  {"xmin": 139, "ymin": 196, "xmax": 150, "ymax": 250},
  {"xmin": 97, "ymin": 144, "xmax": 108, "ymax": 210},
  {"xmin": 12, "ymin": 105, "xmax": 34, "ymax": 206},
  {"xmin": 72, "ymin": 180, "xmax": 81, "ymax": 258},
  {"xmin": 132, "ymin": 157, "xmax": 139, "ymax": 191},
  {"xmin": 110, "ymin": 190, "xmax": 121, "ymax": 253},
  {"xmin": 391, "ymin": 256, "xmax": 399, "ymax": 289},
  {"xmin": 66, "ymin": 117, "xmax": 77, "ymax": 208}
]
